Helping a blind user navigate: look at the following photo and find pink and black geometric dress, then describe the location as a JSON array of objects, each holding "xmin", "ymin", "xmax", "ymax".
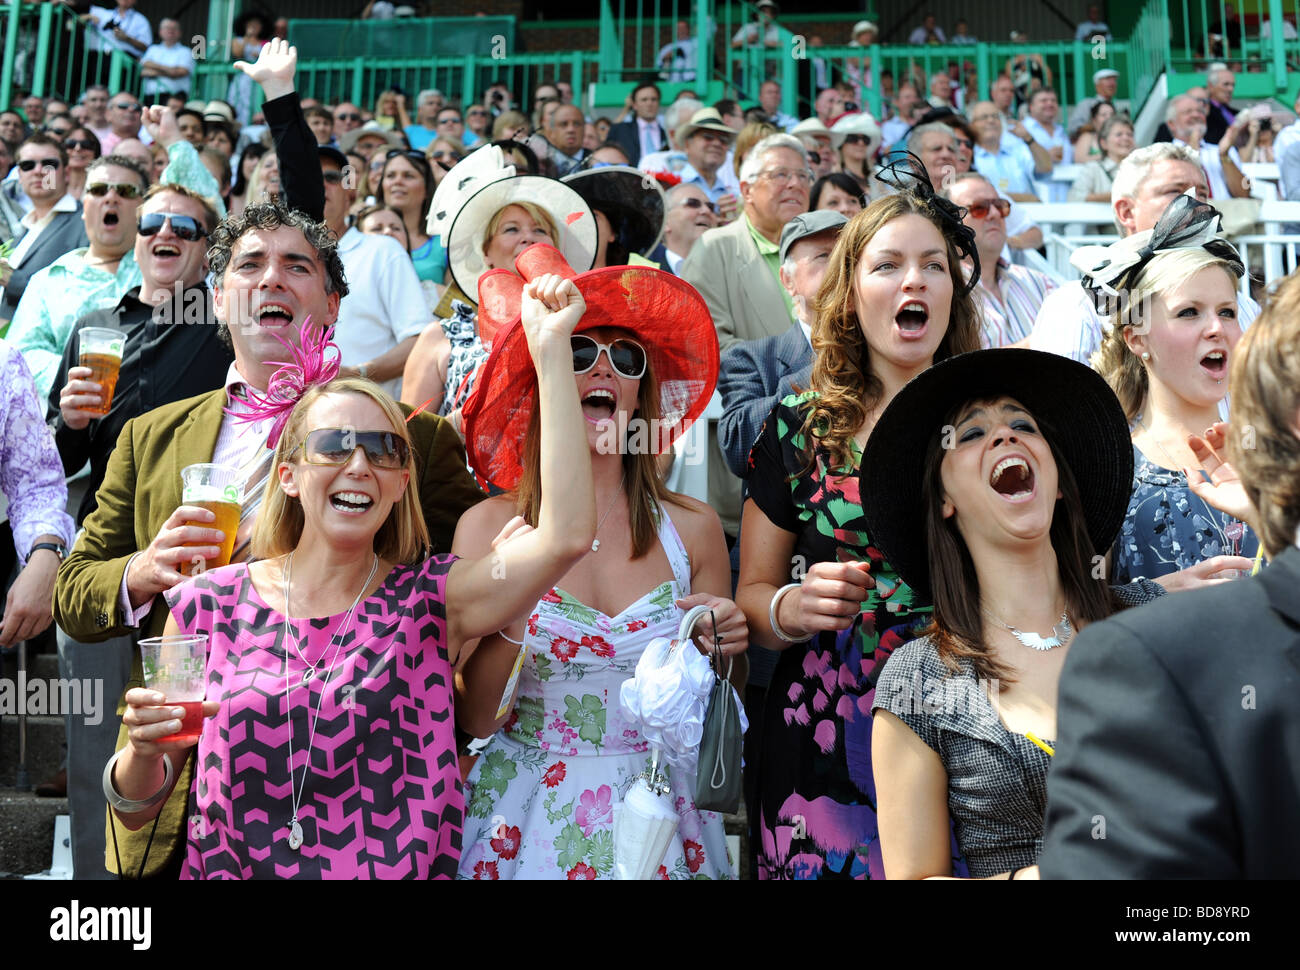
[{"xmin": 165, "ymin": 557, "xmax": 463, "ymax": 879}]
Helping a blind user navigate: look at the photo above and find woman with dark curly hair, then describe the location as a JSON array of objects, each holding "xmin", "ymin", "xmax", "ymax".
[{"xmin": 736, "ymin": 158, "xmax": 983, "ymax": 879}]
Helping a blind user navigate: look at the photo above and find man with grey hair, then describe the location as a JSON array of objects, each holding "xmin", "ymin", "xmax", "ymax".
[
  {"xmin": 403, "ymin": 89, "xmax": 444, "ymax": 151},
  {"xmin": 1030, "ymin": 142, "xmax": 1259, "ymax": 362},
  {"xmin": 1166, "ymin": 92, "xmax": 1248, "ymax": 199},
  {"xmin": 907, "ymin": 122, "xmax": 962, "ymax": 187},
  {"xmin": 1205, "ymin": 65, "xmax": 1236, "ymax": 143},
  {"xmin": 683, "ymin": 132, "xmax": 810, "ymax": 550}
]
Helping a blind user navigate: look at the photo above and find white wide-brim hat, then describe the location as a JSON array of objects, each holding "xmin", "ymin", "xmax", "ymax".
[
  {"xmin": 446, "ymin": 175, "xmax": 597, "ymax": 301},
  {"xmin": 830, "ymin": 112, "xmax": 882, "ymax": 155}
]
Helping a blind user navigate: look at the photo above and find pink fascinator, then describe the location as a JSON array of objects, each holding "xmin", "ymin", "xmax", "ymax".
[{"xmin": 225, "ymin": 317, "xmax": 341, "ymax": 447}]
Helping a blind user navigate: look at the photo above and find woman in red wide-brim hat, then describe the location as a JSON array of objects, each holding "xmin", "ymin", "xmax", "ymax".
[{"xmin": 452, "ymin": 244, "xmax": 746, "ymax": 880}]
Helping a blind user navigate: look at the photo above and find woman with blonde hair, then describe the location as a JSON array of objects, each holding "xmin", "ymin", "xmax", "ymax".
[
  {"xmin": 736, "ymin": 155, "xmax": 983, "ymax": 879},
  {"xmin": 1083, "ymin": 195, "xmax": 1259, "ymax": 584},
  {"xmin": 107, "ymin": 280, "xmax": 599, "ymax": 877},
  {"xmin": 453, "ymin": 244, "xmax": 743, "ymax": 879},
  {"xmin": 400, "ymin": 156, "xmax": 597, "ymax": 422}
]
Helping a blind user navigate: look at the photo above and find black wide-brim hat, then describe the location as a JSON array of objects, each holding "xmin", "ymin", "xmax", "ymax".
[
  {"xmin": 859, "ymin": 349, "xmax": 1133, "ymax": 603},
  {"xmin": 561, "ymin": 164, "xmax": 666, "ymax": 258}
]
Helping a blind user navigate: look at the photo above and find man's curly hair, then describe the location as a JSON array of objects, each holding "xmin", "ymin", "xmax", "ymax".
[{"xmin": 207, "ymin": 199, "xmax": 349, "ymax": 298}]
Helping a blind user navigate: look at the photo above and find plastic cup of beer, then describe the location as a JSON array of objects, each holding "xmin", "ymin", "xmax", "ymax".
[
  {"xmin": 77, "ymin": 326, "xmax": 126, "ymax": 416},
  {"xmin": 139, "ymin": 634, "xmax": 208, "ymax": 743},
  {"xmin": 180, "ymin": 462, "xmax": 241, "ymax": 574}
]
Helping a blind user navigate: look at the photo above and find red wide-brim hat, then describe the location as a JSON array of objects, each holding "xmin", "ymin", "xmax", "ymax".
[{"xmin": 462, "ymin": 244, "xmax": 720, "ymax": 491}]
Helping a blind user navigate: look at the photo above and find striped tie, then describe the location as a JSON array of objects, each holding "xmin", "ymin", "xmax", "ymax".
[{"xmin": 229, "ymin": 442, "xmax": 275, "ymax": 564}]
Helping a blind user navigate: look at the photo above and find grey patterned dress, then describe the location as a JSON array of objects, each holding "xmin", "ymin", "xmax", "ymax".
[
  {"xmin": 871, "ymin": 634, "xmax": 1049, "ymax": 878},
  {"xmin": 437, "ymin": 300, "xmax": 488, "ymax": 418}
]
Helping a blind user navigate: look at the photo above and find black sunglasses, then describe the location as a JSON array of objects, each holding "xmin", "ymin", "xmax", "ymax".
[
  {"xmin": 18, "ymin": 158, "xmax": 60, "ymax": 171},
  {"xmin": 300, "ymin": 428, "xmax": 410, "ymax": 469},
  {"xmin": 571, "ymin": 334, "xmax": 647, "ymax": 379},
  {"xmin": 841, "ymin": 134, "xmax": 871, "ymax": 146},
  {"xmin": 64, "ymin": 137, "xmax": 97, "ymax": 151},
  {"xmin": 385, "ymin": 148, "xmax": 431, "ymax": 169},
  {"xmin": 85, "ymin": 181, "xmax": 142, "ymax": 198},
  {"xmin": 112, "ymin": 102, "xmax": 142, "ymax": 112},
  {"xmin": 678, "ymin": 196, "xmax": 718, "ymax": 214},
  {"xmin": 138, "ymin": 212, "xmax": 207, "ymax": 241},
  {"xmin": 335, "ymin": 112, "xmax": 362, "ymax": 122}
]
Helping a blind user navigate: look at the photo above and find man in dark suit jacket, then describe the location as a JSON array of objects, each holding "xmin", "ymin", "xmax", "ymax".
[
  {"xmin": 717, "ymin": 210, "xmax": 844, "ymax": 477},
  {"xmin": 1040, "ymin": 288, "xmax": 1300, "ymax": 879},
  {"xmin": 607, "ymin": 81, "xmax": 669, "ymax": 167},
  {"xmin": 2, "ymin": 133, "xmax": 88, "ymax": 318},
  {"xmin": 53, "ymin": 199, "xmax": 483, "ymax": 877}
]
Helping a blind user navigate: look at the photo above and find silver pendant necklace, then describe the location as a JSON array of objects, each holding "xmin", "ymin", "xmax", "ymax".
[
  {"xmin": 590, "ymin": 474, "xmax": 625, "ymax": 552},
  {"xmin": 983, "ymin": 609, "xmax": 1074, "ymax": 651},
  {"xmin": 281, "ymin": 552, "xmax": 379, "ymax": 851}
]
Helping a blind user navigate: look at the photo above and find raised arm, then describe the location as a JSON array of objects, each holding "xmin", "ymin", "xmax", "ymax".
[{"xmin": 445, "ymin": 275, "xmax": 596, "ymax": 645}]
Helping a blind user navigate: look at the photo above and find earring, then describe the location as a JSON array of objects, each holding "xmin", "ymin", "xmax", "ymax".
[{"xmin": 1141, "ymin": 352, "xmax": 1150, "ymax": 361}]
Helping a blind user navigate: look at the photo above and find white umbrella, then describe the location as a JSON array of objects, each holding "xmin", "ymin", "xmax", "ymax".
[{"xmin": 614, "ymin": 605, "xmax": 718, "ymax": 880}]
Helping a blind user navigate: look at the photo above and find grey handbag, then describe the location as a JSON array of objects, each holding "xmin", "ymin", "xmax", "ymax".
[{"xmin": 694, "ymin": 644, "xmax": 744, "ymax": 813}]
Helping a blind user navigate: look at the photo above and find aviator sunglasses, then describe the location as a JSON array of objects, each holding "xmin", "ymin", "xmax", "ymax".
[
  {"xmin": 138, "ymin": 212, "xmax": 208, "ymax": 241},
  {"xmin": 571, "ymin": 334, "xmax": 647, "ymax": 380},
  {"xmin": 965, "ymin": 197, "xmax": 1011, "ymax": 219},
  {"xmin": 299, "ymin": 428, "xmax": 410, "ymax": 469}
]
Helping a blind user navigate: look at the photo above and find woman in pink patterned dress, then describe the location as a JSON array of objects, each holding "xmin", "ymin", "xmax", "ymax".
[
  {"xmin": 453, "ymin": 245, "xmax": 748, "ymax": 879},
  {"xmin": 107, "ymin": 274, "xmax": 597, "ymax": 878}
]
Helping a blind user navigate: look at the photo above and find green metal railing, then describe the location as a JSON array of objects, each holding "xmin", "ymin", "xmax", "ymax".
[{"xmin": 0, "ymin": 0, "xmax": 139, "ymax": 109}]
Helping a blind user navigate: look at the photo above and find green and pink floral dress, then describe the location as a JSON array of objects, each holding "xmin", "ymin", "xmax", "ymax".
[{"xmin": 457, "ymin": 506, "xmax": 735, "ymax": 879}]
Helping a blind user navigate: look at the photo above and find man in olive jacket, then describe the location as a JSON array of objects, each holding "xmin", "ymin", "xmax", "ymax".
[{"xmin": 53, "ymin": 200, "xmax": 483, "ymax": 876}]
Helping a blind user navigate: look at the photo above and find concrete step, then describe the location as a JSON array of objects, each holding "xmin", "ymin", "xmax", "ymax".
[
  {"xmin": 0, "ymin": 790, "xmax": 66, "ymax": 876},
  {"xmin": 0, "ymin": 715, "xmax": 64, "ymax": 788}
]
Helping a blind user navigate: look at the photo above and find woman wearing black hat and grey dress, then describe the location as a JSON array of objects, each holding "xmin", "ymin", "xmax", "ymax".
[{"xmin": 865, "ymin": 349, "xmax": 1149, "ymax": 879}]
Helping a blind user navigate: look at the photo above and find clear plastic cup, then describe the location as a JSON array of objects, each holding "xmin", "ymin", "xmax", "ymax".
[
  {"xmin": 139, "ymin": 634, "xmax": 209, "ymax": 743},
  {"xmin": 180, "ymin": 463, "xmax": 242, "ymax": 574},
  {"xmin": 77, "ymin": 326, "xmax": 126, "ymax": 416}
]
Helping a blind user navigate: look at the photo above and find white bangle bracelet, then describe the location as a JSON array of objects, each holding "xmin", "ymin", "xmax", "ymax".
[
  {"xmin": 102, "ymin": 749, "xmax": 174, "ymax": 814},
  {"xmin": 768, "ymin": 582, "xmax": 808, "ymax": 643}
]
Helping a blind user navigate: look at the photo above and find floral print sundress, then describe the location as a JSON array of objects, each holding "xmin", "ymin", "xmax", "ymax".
[{"xmin": 457, "ymin": 506, "xmax": 735, "ymax": 879}]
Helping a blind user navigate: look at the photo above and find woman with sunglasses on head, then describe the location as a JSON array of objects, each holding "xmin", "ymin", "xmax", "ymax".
[
  {"xmin": 1085, "ymin": 196, "xmax": 1259, "ymax": 587},
  {"xmin": 736, "ymin": 157, "xmax": 985, "ymax": 880},
  {"xmin": 109, "ymin": 285, "xmax": 600, "ymax": 878},
  {"xmin": 454, "ymin": 245, "xmax": 744, "ymax": 879},
  {"xmin": 865, "ymin": 348, "xmax": 1141, "ymax": 879},
  {"xmin": 62, "ymin": 125, "xmax": 101, "ymax": 201},
  {"xmin": 811, "ymin": 172, "xmax": 866, "ymax": 218},
  {"xmin": 377, "ymin": 148, "xmax": 446, "ymax": 313}
]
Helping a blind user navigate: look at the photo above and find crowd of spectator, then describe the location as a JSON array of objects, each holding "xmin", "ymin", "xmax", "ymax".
[{"xmin": 0, "ymin": 3, "xmax": 1296, "ymax": 888}]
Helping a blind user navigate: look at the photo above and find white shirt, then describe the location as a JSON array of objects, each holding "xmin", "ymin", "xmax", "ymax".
[
  {"xmin": 86, "ymin": 5, "xmax": 151, "ymax": 58},
  {"xmin": 657, "ymin": 37, "xmax": 698, "ymax": 82},
  {"xmin": 140, "ymin": 41, "xmax": 196, "ymax": 95},
  {"xmin": 1174, "ymin": 138, "xmax": 1241, "ymax": 200},
  {"xmin": 1274, "ymin": 121, "xmax": 1300, "ymax": 200},
  {"xmin": 908, "ymin": 25, "xmax": 947, "ymax": 44},
  {"xmin": 335, "ymin": 228, "xmax": 430, "ymax": 398},
  {"xmin": 665, "ymin": 247, "xmax": 686, "ymax": 276},
  {"xmin": 1030, "ymin": 280, "xmax": 1260, "ymax": 364},
  {"xmin": 1075, "ymin": 20, "xmax": 1111, "ymax": 41},
  {"xmin": 1023, "ymin": 117, "xmax": 1072, "ymax": 202},
  {"xmin": 9, "ymin": 193, "xmax": 77, "ymax": 267}
]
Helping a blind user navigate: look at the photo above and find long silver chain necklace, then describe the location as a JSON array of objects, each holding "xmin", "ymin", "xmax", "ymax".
[
  {"xmin": 280, "ymin": 551, "xmax": 379, "ymax": 851},
  {"xmin": 1134, "ymin": 415, "xmax": 1244, "ymax": 554},
  {"xmin": 590, "ymin": 474, "xmax": 626, "ymax": 552},
  {"xmin": 983, "ymin": 609, "xmax": 1075, "ymax": 651}
]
